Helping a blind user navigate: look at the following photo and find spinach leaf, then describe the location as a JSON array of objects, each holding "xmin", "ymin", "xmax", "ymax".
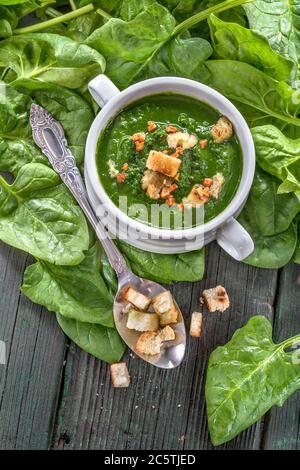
[
  {"xmin": 0, "ymin": 84, "xmax": 94, "ymax": 172},
  {"xmin": 206, "ymin": 315, "xmax": 300, "ymax": 446},
  {"xmin": 244, "ymin": 0, "xmax": 300, "ymax": 81},
  {"xmin": 0, "ymin": 6, "xmax": 18, "ymax": 38},
  {"xmin": 252, "ymin": 125, "xmax": 300, "ymax": 200},
  {"xmin": 0, "ymin": 34, "xmax": 105, "ymax": 90},
  {"xmin": 159, "ymin": 0, "xmax": 202, "ymax": 22},
  {"xmin": 240, "ymin": 167, "xmax": 300, "ymax": 236},
  {"xmin": 65, "ymin": 12, "xmax": 105, "ymax": 42},
  {"xmin": 85, "ymin": 0, "xmax": 246, "ymax": 88},
  {"xmin": 198, "ymin": 60, "xmax": 300, "ymax": 129},
  {"xmin": 0, "ymin": 163, "xmax": 89, "ymax": 265},
  {"xmin": 208, "ymin": 14, "xmax": 294, "ymax": 81},
  {"xmin": 57, "ymin": 313, "xmax": 126, "ymax": 363},
  {"xmin": 0, "ymin": 0, "xmax": 28, "ymax": 4},
  {"xmin": 118, "ymin": 241, "xmax": 205, "ymax": 283},
  {"xmin": 85, "ymin": 2, "xmax": 176, "ymax": 88},
  {"xmin": 139, "ymin": 35, "xmax": 213, "ymax": 79},
  {"xmin": 238, "ymin": 168, "xmax": 299, "ymax": 268},
  {"xmin": 22, "ymin": 243, "xmax": 114, "ymax": 327}
]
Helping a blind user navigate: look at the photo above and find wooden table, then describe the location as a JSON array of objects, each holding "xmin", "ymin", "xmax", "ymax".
[{"xmin": 0, "ymin": 240, "xmax": 299, "ymax": 450}]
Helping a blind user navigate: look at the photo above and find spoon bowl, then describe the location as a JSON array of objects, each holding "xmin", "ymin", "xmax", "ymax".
[{"xmin": 114, "ymin": 271, "xmax": 186, "ymax": 369}]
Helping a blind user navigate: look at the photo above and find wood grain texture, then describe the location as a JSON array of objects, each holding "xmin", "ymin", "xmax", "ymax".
[
  {"xmin": 0, "ymin": 243, "xmax": 66, "ymax": 450},
  {"xmin": 52, "ymin": 243, "xmax": 279, "ymax": 450},
  {"xmin": 262, "ymin": 262, "xmax": 300, "ymax": 450}
]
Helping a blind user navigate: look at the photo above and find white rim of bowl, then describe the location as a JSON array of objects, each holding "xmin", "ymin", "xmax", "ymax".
[{"xmin": 85, "ymin": 77, "xmax": 255, "ymax": 239}]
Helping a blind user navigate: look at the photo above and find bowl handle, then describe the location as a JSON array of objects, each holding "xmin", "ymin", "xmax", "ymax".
[
  {"xmin": 88, "ymin": 74, "xmax": 120, "ymax": 108},
  {"xmin": 216, "ymin": 217, "xmax": 254, "ymax": 261}
]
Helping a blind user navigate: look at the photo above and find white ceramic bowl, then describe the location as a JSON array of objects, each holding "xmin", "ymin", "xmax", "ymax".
[{"xmin": 85, "ymin": 75, "xmax": 255, "ymax": 260}]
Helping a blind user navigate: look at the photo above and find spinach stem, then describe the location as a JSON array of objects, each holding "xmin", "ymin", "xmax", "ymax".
[
  {"xmin": 96, "ymin": 7, "xmax": 112, "ymax": 20},
  {"xmin": 13, "ymin": 3, "xmax": 94, "ymax": 34},
  {"xmin": 280, "ymin": 333, "xmax": 300, "ymax": 351},
  {"xmin": 45, "ymin": 7, "xmax": 63, "ymax": 18},
  {"xmin": 173, "ymin": 0, "xmax": 251, "ymax": 36},
  {"xmin": 69, "ymin": 0, "xmax": 77, "ymax": 11}
]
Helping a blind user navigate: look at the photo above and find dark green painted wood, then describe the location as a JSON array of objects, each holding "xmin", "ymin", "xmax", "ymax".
[
  {"xmin": 262, "ymin": 262, "xmax": 300, "ymax": 450},
  {"xmin": 0, "ymin": 243, "xmax": 66, "ymax": 450},
  {"xmin": 52, "ymin": 243, "xmax": 279, "ymax": 450}
]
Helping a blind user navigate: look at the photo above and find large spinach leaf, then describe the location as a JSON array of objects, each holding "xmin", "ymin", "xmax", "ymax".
[
  {"xmin": 57, "ymin": 313, "xmax": 126, "ymax": 363},
  {"xmin": 238, "ymin": 169, "xmax": 298, "ymax": 268},
  {"xmin": 208, "ymin": 14, "xmax": 294, "ymax": 81},
  {"xmin": 85, "ymin": 2, "xmax": 176, "ymax": 88},
  {"xmin": 119, "ymin": 241, "xmax": 205, "ymax": 283},
  {"xmin": 139, "ymin": 35, "xmax": 213, "ymax": 80},
  {"xmin": 22, "ymin": 244, "xmax": 114, "ymax": 327},
  {"xmin": 206, "ymin": 316, "xmax": 300, "ymax": 446},
  {"xmin": 240, "ymin": 167, "xmax": 300, "ymax": 236},
  {"xmin": 0, "ymin": 163, "xmax": 89, "ymax": 265},
  {"xmin": 85, "ymin": 0, "xmax": 248, "ymax": 88},
  {"xmin": 0, "ymin": 84, "xmax": 94, "ymax": 172},
  {"xmin": 252, "ymin": 125, "xmax": 300, "ymax": 200},
  {"xmin": 244, "ymin": 0, "xmax": 300, "ymax": 81},
  {"xmin": 0, "ymin": 34, "xmax": 105, "ymax": 90},
  {"xmin": 199, "ymin": 60, "xmax": 300, "ymax": 128}
]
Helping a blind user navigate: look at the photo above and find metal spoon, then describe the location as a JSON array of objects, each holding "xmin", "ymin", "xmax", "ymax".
[{"xmin": 30, "ymin": 104, "xmax": 186, "ymax": 368}]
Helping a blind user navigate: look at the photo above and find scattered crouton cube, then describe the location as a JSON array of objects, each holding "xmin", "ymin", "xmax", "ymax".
[
  {"xmin": 152, "ymin": 291, "xmax": 174, "ymax": 314},
  {"xmin": 135, "ymin": 332, "xmax": 162, "ymax": 356},
  {"xmin": 202, "ymin": 285, "xmax": 230, "ymax": 313},
  {"xmin": 211, "ymin": 116, "xmax": 233, "ymax": 143},
  {"xmin": 159, "ymin": 306, "xmax": 178, "ymax": 326},
  {"xmin": 126, "ymin": 309, "xmax": 159, "ymax": 332},
  {"xmin": 159, "ymin": 325, "xmax": 175, "ymax": 341},
  {"xmin": 209, "ymin": 173, "xmax": 224, "ymax": 199},
  {"xmin": 124, "ymin": 287, "xmax": 151, "ymax": 311},
  {"xmin": 147, "ymin": 150, "xmax": 181, "ymax": 178},
  {"xmin": 190, "ymin": 312, "xmax": 203, "ymax": 337},
  {"xmin": 110, "ymin": 362, "xmax": 130, "ymax": 388},
  {"xmin": 167, "ymin": 131, "xmax": 198, "ymax": 150},
  {"xmin": 186, "ymin": 184, "xmax": 210, "ymax": 205}
]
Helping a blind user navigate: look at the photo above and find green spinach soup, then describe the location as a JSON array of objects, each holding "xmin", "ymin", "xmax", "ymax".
[{"xmin": 97, "ymin": 94, "xmax": 242, "ymax": 229}]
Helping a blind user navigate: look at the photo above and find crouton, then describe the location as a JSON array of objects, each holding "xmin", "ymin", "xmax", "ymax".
[
  {"xmin": 209, "ymin": 173, "xmax": 224, "ymax": 199},
  {"xmin": 110, "ymin": 362, "xmax": 130, "ymax": 388},
  {"xmin": 159, "ymin": 306, "xmax": 178, "ymax": 326},
  {"xmin": 159, "ymin": 325, "xmax": 175, "ymax": 341},
  {"xmin": 108, "ymin": 159, "xmax": 119, "ymax": 178},
  {"xmin": 146, "ymin": 150, "xmax": 181, "ymax": 178},
  {"xmin": 152, "ymin": 291, "xmax": 174, "ymax": 314},
  {"xmin": 141, "ymin": 169, "xmax": 172, "ymax": 200},
  {"xmin": 185, "ymin": 184, "xmax": 210, "ymax": 205},
  {"xmin": 135, "ymin": 332, "xmax": 162, "ymax": 356},
  {"xmin": 211, "ymin": 116, "xmax": 233, "ymax": 143},
  {"xmin": 167, "ymin": 131, "xmax": 198, "ymax": 150},
  {"xmin": 190, "ymin": 312, "xmax": 203, "ymax": 337},
  {"xmin": 126, "ymin": 309, "xmax": 159, "ymax": 332},
  {"xmin": 202, "ymin": 285, "xmax": 230, "ymax": 313},
  {"xmin": 124, "ymin": 287, "xmax": 151, "ymax": 311}
]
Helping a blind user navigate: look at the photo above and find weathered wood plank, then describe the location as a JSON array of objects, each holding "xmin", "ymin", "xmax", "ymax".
[
  {"xmin": 52, "ymin": 243, "xmax": 279, "ymax": 450},
  {"xmin": 0, "ymin": 243, "xmax": 66, "ymax": 450},
  {"xmin": 262, "ymin": 262, "xmax": 300, "ymax": 450}
]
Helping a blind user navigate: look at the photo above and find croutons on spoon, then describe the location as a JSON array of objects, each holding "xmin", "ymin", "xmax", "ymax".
[{"xmin": 115, "ymin": 281, "xmax": 186, "ymax": 368}]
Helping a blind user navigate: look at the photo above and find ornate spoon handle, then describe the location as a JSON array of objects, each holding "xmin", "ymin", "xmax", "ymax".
[{"xmin": 30, "ymin": 103, "xmax": 128, "ymax": 278}]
